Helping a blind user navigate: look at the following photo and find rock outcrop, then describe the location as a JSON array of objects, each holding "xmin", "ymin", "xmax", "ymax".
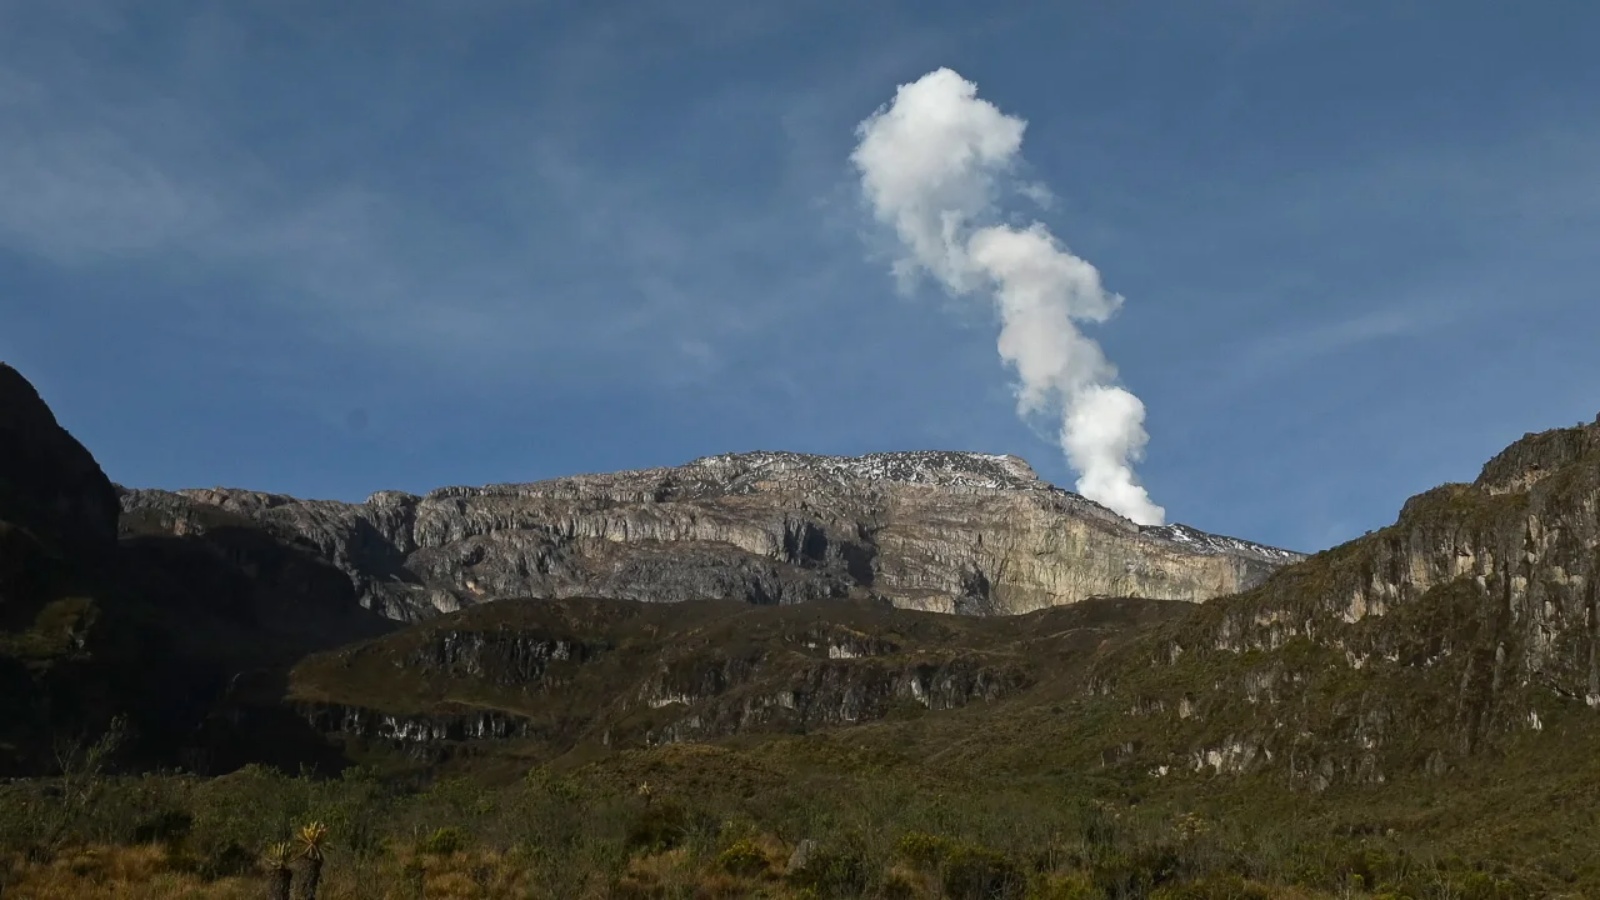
[
  {"xmin": 122, "ymin": 451, "xmax": 1302, "ymax": 622},
  {"xmin": 1088, "ymin": 416, "xmax": 1600, "ymax": 789}
]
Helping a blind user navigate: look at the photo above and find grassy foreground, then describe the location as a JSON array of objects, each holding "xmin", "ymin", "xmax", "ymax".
[{"xmin": 0, "ymin": 727, "xmax": 1577, "ymax": 900}]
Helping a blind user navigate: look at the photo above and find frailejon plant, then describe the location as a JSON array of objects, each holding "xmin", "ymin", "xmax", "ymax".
[
  {"xmin": 295, "ymin": 822, "xmax": 329, "ymax": 900},
  {"xmin": 262, "ymin": 842, "xmax": 295, "ymax": 900}
]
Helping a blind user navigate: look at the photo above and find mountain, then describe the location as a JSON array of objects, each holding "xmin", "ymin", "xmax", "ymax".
[
  {"xmin": 0, "ymin": 363, "xmax": 394, "ymax": 775},
  {"xmin": 119, "ymin": 450, "xmax": 1300, "ymax": 623},
  {"xmin": 0, "ymin": 361, "xmax": 1297, "ymax": 775},
  {"xmin": 1079, "ymin": 411, "xmax": 1600, "ymax": 787},
  {"xmin": 8, "ymin": 352, "xmax": 1597, "ymax": 791},
  {"xmin": 7, "ymin": 358, "xmax": 1600, "ymax": 895},
  {"xmin": 279, "ymin": 415, "xmax": 1600, "ymax": 787}
]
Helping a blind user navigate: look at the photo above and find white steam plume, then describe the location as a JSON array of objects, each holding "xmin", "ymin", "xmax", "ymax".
[{"xmin": 851, "ymin": 67, "xmax": 1165, "ymax": 525}]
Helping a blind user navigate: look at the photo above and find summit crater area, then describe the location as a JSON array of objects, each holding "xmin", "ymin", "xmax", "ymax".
[{"xmin": 120, "ymin": 448, "xmax": 1301, "ymax": 622}]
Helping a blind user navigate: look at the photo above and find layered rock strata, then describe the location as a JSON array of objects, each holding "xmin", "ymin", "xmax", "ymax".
[{"xmin": 123, "ymin": 450, "xmax": 1301, "ymax": 621}]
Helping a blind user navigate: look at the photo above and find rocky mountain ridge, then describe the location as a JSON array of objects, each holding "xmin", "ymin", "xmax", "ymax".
[
  {"xmin": 120, "ymin": 449, "xmax": 1301, "ymax": 623},
  {"xmin": 267, "ymin": 415, "xmax": 1600, "ymax": 787},
  {"xmin": 6, "ymin": 354, "xmax": 1596, "ymax": 900},
  {"xmin": 16, "ymin": 354, "xmax": 1600, "ymax": 798},
  {"xmin": 0, "ymin": 358, "xmax": 1306, "ymax": 774},
  {"xmin": 1074, "ymin": 413, "xmax": 1600, "ymax": 788}
]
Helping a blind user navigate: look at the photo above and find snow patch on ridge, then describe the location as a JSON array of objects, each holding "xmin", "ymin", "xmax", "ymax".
[
  {"xmin": 690, "ymin": 450, "xmax": 1045, "ymax": 492},
  {"xmin": 1140, "ymin": 523, "xmax": 1304, "ymax": 563},
  {"xmin": 692, "ymin": 452, "xmax": 1301, "ymax": 563}
]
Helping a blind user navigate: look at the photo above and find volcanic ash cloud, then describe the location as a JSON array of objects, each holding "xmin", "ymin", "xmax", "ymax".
[{"xmin": 850, "ymin": 67, "xmax": 1165, "ymax": 526}]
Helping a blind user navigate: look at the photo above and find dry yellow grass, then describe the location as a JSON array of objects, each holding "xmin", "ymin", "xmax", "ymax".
[
  {"xmin": 0, "ymin": 843, "xmax": 537, "ymax": 900},
  {"xmin": 0, "ymin": 840, "xmax": 1351, "ymax": 900},
  {"xmin": 2, "ymin": 844, "xmax": 255, "ymax": 900}
]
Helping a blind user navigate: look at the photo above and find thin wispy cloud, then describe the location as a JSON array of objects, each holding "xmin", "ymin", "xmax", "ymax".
[
  {"xmin": 4, "ymin": 1, "xmax": 1598, "ymax": 554},
  {"xmin": 0, "ymin": 10, "xmax": 861, "ymax": 393},
  {"xmin": 1233, "ymin": 307, "xmax": 1441, "ymax": 377}
]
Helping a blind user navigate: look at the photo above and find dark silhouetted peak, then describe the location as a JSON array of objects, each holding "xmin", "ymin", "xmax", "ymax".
[{"xmin": 0, "ymin": 363, "xmax": 118, "ymax": 560}]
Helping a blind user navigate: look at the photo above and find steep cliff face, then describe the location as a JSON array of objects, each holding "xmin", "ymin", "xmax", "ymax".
[
  {"xmin": 1087, "ymin": 416, "xmax": 1600, "ymax": 789},
  {"xmin": 122, "ymin": 450, "xmax": 1300, "ymax": 622}
]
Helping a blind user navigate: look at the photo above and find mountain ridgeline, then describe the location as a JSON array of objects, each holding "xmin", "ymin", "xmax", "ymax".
[
  {"xmin": 118, "ymin": 449, "xmax": 1298, "ymax": 623},
  {"xmin": 3, "ymin": 358, "xmax": 1600, "ymax": 801}
]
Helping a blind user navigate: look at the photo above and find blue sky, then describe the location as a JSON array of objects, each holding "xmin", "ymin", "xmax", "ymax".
[{"xmin": 3, "ymin": 1, "xmax": 1597, "ymax": 553}]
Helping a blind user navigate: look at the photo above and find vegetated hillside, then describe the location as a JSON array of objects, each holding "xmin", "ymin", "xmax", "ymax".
[
  {"xmin": 1068, "ymin": 413, "xmax": 1600, "ymax": 790},
  {"xmin": 285, "ymin": 594, "xmax": 1190, "ymax": 762},
  {"xmin": 120, "ymin": 449, "xmax": 1301, "ymax": 623}
]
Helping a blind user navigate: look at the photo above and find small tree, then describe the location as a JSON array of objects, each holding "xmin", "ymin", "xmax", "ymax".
[{"xmin": 43, "ymin": 714, "xmax": 128, "ymax": 850}]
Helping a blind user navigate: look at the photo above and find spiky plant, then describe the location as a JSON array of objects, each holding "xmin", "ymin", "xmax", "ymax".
[
  {"xmin": 295, "ymin": 822, "xmax": 330, "ymax": 900},
  {"xmin": 262, "ymin": 842, "xmax": 294, "ymax": 900}
]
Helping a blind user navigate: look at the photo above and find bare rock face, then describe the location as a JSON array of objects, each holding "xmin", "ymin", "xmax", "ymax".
[{"xmin": 121, "ymin": 450, "xmax": 1302, "ymax": 621}]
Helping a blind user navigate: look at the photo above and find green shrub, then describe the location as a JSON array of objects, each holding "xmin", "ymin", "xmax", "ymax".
[
  {"xmin": 943, "ymin": 845, "xmax": 1026, "ymax": 900},
  {"xmin": 895, "ymin": 830, "xmax": 956, "ymax": 869},
  {"xmin": 1027, "ymin": 872, "xmax": 1099, "ymax": 900},
  {"xmin": 624, "ymin": 801, "xmax": 712, "ymax": 854},
  {"xmin": 1446, "ymin": 870, "xmax": 1532, "ymax": 900},
  {"xmin": 716, "ymin": 837, "xmax": 772, "ymax": 877},
  {"xmin": 1150, "ymin": 874, "xmax": 1271, "ymax": 900},
  {"xmin": 788, "ymin": 845, "xmax": 870, "ymax": 897},
  {"xmin": 1091, "ymin": 846, "xmax": 1181, "ymax": 898},
  {"xmin": 1375, "ymin": 868, "xmax": 1532, "ymax": 900},
  {"xmin": 418, "ymin": 825, "xmax": 468, "ymax": 856},
  {"xmin": 881, "ymin": 867, "xmax": 923, "ymax": 900},
  {"xmin": 197, "ymin": 841, "xmax": 256, "ymax": 879},
  {"xmin": 1077, "ymin": 803, "xmax": 1119, "ymax": 850},
  {"xmin": 130, "ymin": 809, "xmax": 192, "ymax": 846}
]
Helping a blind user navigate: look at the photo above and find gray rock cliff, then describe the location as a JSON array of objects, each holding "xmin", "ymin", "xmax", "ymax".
[{"xmin": 121, "ymin": 450, "xmax": 1301, "ymax": 621}]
